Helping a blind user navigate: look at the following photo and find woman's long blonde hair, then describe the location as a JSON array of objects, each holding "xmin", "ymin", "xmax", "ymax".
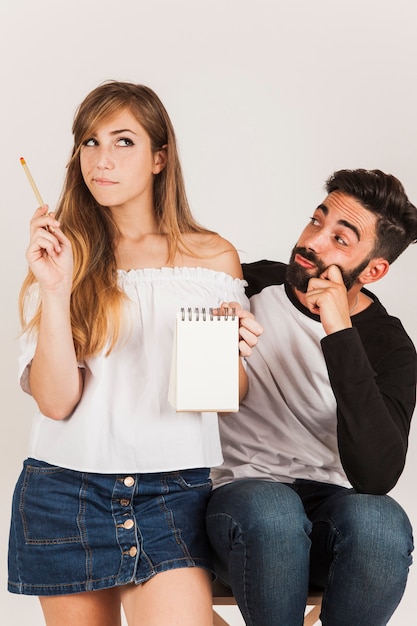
[{"xmin": 19, "ymin": 81, "xmax": 210, "ymax": 360}]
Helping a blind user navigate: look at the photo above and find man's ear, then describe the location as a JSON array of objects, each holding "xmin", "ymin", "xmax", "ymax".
[
  {"xmin": 153, "ymin": 144, "xmax": 167, "ymax": 174},
  {"xmin": 358, "ymin": 258, "xmax": 390, "ymax": 285}
]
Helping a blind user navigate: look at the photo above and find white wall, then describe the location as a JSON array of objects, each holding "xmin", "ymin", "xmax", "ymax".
[{"xmin": 1, "ymin": 1, "xmax": 416, "ymax": 624}]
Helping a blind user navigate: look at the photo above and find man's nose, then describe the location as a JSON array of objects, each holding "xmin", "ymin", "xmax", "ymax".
[{"xmin": 304, "ymin": 230, "xmax": 326, "ymax": 253}]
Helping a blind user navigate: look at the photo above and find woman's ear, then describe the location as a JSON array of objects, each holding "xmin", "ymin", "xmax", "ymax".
[
  {"xmin": 358, "ymin": 258, "xmax": 390, "ymax": 285},
  {"xmin": 153, "ymin": 144, "xmax": 167, "ymax": 174}
]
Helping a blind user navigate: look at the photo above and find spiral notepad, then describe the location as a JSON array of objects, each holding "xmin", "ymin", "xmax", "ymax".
[{"xmin": 168, "ymin": 307, "xmax": 239, "ymax": 412}]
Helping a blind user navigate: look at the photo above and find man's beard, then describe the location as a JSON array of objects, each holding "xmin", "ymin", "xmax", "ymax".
[{"xmin": 286, "ymin": 246, "xmax": 371, "ymax": 293}]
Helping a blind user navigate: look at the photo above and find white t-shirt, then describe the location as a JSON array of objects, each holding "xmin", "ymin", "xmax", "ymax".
[
  {"xmin": 19, "ymin": 267, "xmax": 248, "ymax": 474},
  {"xmin": 212, "ymin": 279, "xmax": 350, "ymax": 489}
]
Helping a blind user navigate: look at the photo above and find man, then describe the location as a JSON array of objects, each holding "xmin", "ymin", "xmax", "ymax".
[{"xmin": 207, "ymin": 169, "xmax": 417, "ymax": 626}]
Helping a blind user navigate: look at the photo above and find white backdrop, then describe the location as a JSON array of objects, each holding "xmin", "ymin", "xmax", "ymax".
[{"xmin": 1, "ymin": 1, "xmax": 416, "ymax": 624}]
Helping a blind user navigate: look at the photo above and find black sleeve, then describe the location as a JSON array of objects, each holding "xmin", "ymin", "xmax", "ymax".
[
  {"xmin": 242, "ymin": 261, "xmax": 287, "ymax": 297},
  {"xmin": 321, "ymin": 324, "xmax": 416, "ymax": 494}
]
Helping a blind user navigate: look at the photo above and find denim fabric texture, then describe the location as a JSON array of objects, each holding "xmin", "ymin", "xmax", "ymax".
[
  {"xmin": 206, "ymin": 479, "xmax": 414, "ymax": 626},
  {"xmin": 9, "ymin": 458, "xmax": 213, "ymax": 595}
]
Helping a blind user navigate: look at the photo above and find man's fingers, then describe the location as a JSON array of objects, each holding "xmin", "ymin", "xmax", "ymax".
[{"xmin": 320, "ymin": 264, "xmax": 344, "ymax": 284}]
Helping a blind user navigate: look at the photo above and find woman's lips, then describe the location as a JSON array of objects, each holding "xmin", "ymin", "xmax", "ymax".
[{"xmin": 93, "ymin": 178, "xmax": 117, "ymax": 186}]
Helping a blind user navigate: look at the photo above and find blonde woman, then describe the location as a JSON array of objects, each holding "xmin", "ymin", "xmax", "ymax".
[{"xmin": 8, "ymin": 81, "xmax": 262, "ymax": 626}]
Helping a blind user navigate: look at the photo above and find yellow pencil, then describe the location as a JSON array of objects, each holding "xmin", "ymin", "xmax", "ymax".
[{"xmin": 20, "ymin": 157, "xmax": 44, "ymax": 206}]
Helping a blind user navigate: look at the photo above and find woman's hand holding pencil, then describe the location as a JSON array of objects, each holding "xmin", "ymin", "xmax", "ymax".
[
  {"xmin": 20, "ymin": 157, "xmax": 73, "ymax": 290},
  {"xmin": 26, "ymin": 204, "xmax": 73, "ymax": 292}
]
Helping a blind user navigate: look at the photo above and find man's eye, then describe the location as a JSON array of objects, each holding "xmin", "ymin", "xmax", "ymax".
[
  {"xmin": 309, "ymin": 216, "xmax": 320, "ymax": 226},
  {"xmin": 335, "ymin": 236, "xmax": 348, "ymax": 246}
]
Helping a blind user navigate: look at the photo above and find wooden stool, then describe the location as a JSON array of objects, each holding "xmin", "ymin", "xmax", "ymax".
[{"xmin": 212, "ymin": 580, "xmax": 323, "ymax": 626}]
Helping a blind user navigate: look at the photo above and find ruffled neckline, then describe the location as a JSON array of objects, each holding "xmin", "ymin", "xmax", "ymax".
[{"xmin": 117, "ymin": 266, "xmax": 247, "ymax": 286}]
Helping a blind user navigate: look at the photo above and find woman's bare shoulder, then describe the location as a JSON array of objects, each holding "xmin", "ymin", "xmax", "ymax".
[{"xmin": 180, "ymin": 232, "xmax": 243, "ymax": 278}]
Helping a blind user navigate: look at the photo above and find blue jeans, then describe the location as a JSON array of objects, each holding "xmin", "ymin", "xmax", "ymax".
[{"xmin": 206, "ymin": 479, "xmax": 413, "ymax": 626}]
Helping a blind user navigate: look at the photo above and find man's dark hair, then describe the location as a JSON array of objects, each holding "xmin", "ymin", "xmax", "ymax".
[{"xmin": 325, "ymin": 169, "xmax": 417, "ymax": 263}]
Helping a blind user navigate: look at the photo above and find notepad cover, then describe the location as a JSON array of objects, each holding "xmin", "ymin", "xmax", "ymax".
[{"xmin": 168, "ymin": 309, "xmax": 239, "ymax": 412}]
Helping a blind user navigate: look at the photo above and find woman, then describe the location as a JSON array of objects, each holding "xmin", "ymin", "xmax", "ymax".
[{"xmin": 8, "ymin": 81, "xmax": 261, "ymax": 626}]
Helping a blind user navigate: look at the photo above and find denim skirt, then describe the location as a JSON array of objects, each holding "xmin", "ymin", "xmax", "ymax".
[{"xmin": 8, "ymin": 458, "xmax": 213, "ymax": 596}]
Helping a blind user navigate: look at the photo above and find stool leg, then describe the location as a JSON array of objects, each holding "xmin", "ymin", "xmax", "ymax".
[
  {"xmin": 213, "ymin": 608, "xmax": 230, "ymax": 626},
  {"xmin": 304, "ymin": 604, "xmax": 321, "ymax": 626}
]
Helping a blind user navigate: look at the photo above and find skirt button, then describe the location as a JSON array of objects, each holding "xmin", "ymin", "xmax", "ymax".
[
  {"xmin": 123, "ymin": 519, "xmax": 135, "ymax": 530},
  {"xmin": 124, "ymin": 476, "xmax": 135, "ymax": 488}
]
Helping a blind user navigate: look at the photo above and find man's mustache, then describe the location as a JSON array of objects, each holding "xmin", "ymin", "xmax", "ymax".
[{"xmin": 293, "ymin": 247, "xmax": 326, "ymax": 272}]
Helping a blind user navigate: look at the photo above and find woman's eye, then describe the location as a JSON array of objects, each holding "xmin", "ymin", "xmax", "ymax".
[
  {"xmin": 83, "ymin": 138, "xmax": 97, "ymax": 146},
  {"xmin": 117, "ymin": 137, "xmax": 134, "ymax": 146}
]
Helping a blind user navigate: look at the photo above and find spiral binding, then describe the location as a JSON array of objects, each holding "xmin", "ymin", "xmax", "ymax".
[{"xmin": 180, "ymin": 307, "xmax": 236, "ymax": 321}]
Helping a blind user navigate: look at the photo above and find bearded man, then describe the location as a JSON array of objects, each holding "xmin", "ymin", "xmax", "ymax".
[{"xmin": 207, "ymin": 169, "xmax": 417, "ymax": 626}]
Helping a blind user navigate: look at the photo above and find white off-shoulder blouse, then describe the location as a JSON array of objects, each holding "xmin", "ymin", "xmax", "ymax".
[{"xmin": 19, "ymin": 267, "xmax": 248, "ymax": 473}]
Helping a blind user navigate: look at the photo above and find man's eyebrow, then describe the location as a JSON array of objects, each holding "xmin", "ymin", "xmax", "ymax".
[
  {"xmin": 338, "ymin": 219, "xmax": 361, "ymax": 241},
  {"xmin": 316, "ymin": 204, "xmax": 361, "ymax": 241}
]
